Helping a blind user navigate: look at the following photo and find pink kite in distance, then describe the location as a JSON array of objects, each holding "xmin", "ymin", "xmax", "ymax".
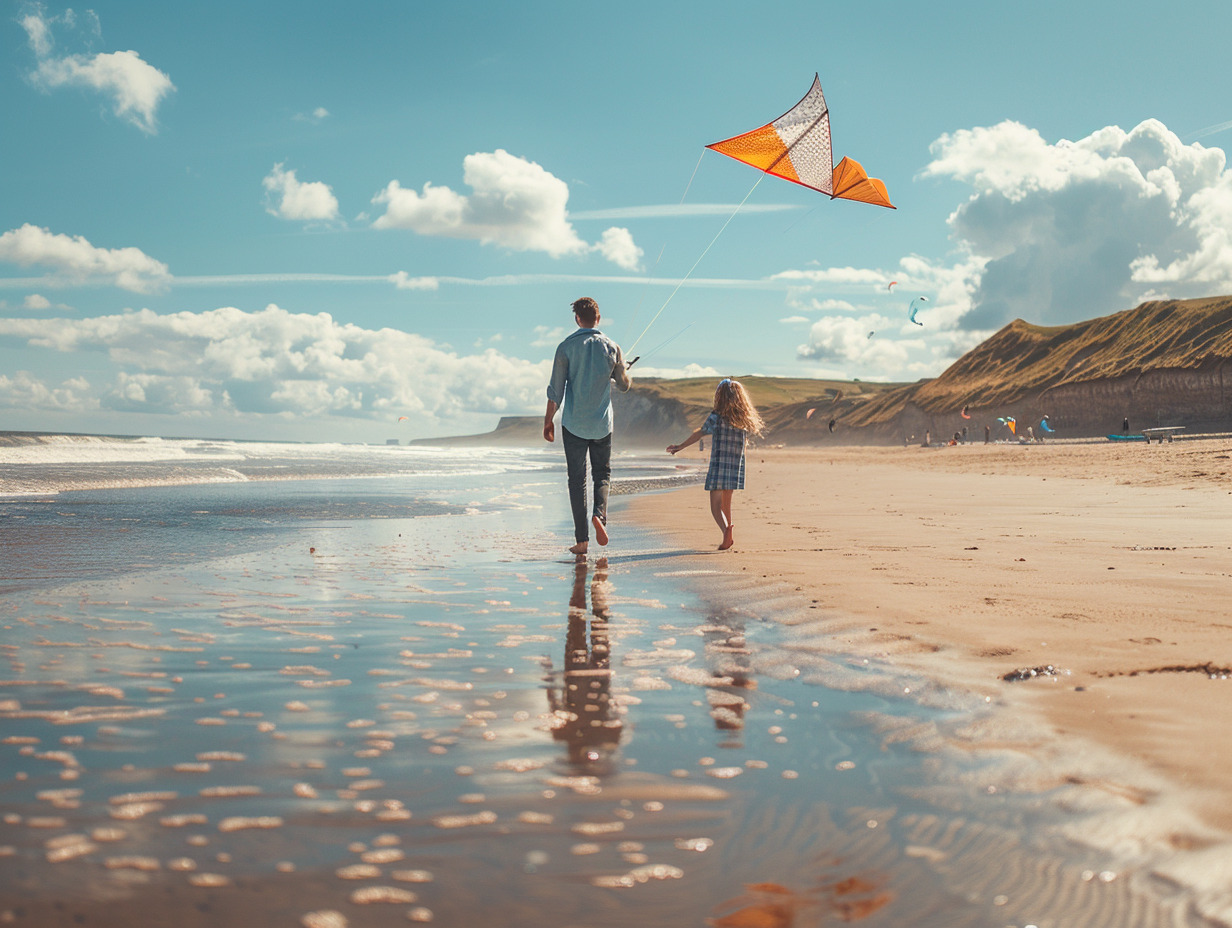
[
  {"xmin": 706, "ymin": 74, "xmax": 894, "ymax": 208},
  {"xmin": 806, "ymin": 408, "xmax": 816, "ymax": 419},
  {"xmin": 887, "ymin": 280, "xmax": 897, "ymax": 291},
  {"xmin": 960, "ymin": 405, "xmax": 970, "ymax": 419},
  {"xmin": 397, "ymin": 416, "xmax": 408, "ymax": 422}
]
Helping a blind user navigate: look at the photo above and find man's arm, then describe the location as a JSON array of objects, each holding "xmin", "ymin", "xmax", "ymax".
[
  {"xmin": 545, "ymin": 343, "xmax": 569, "ymax": 442},
  {"xmin": 543, "ymin": 399, "xmax": 557, "ymax": 443}
]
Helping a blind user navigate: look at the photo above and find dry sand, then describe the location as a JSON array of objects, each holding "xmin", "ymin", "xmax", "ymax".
[{"xmin": 626, "ymin": 437, "xmax": 1232, "ymax": 838}]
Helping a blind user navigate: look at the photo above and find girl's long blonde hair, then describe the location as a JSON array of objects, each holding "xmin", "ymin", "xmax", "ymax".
[{"xmin": 713, "ymin": 378, "xmax": 764, "ymax": 436}]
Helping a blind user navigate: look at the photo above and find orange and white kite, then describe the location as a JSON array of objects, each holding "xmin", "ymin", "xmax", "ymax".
[{"xmin": 706, "ymin": 74, "xmax": 894, "ymax": 209}]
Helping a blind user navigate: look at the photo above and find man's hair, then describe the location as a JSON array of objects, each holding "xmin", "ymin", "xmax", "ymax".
[{"xmin": 571, "ymin": 297, "xmax": 599, "ymax": 326}]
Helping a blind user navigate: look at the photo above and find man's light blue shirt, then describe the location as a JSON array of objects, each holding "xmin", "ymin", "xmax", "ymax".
[{"xmin": 546, "ymin": 328, "xmax": 629, "ymax": 440}]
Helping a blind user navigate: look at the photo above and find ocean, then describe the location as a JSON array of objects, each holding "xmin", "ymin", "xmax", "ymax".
[{"xmin": 0, "ymin": 436, "xmax": 1215, "ymax": 926}]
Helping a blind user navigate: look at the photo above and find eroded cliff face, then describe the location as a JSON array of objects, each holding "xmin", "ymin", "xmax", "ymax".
[
  {"xmin": 611, "ymin": 389, "xmax": 692, "ymax": 446},
  {"xmin": 416, "ymin": 389, "xmax": 692, "ymax": 448},
  {"xmin": 831, "ymin": 298, "xmax": 1232, "ymax": 442},
  {"xmin": 839, "ymin": 363, "xmax": 1232, "ymax": 443},
  {"xmin": 1039, "ymin": 363, "xmax": 1231, "ymax": 432}
]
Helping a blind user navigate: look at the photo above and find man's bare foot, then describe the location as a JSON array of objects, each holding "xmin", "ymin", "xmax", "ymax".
[
  {"xmin": 718, "ymin": 526, "xmax": 734, "ymax": 550},
  {"xmin": 592, "ymin": 515, "xmax": 608, "ymax": 546},
  {"xmin": 569, "ymin": 541, "xmax": 588, "ymax": 555}
]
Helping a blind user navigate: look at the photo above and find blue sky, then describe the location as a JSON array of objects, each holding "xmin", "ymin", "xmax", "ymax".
[{"xmin": 3, "ymin": 0, "xmax": 1232, "ymax": 441}]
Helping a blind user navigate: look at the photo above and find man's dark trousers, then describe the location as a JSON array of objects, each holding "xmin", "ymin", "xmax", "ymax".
[{"xmin": 562, "ymin": 426, "xmax": 611, "ymax": 544}]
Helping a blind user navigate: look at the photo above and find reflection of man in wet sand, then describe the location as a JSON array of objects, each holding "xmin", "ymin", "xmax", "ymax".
[{"xmin": 545, "ymin": 557, "xmax": 623, "ymax": 771}]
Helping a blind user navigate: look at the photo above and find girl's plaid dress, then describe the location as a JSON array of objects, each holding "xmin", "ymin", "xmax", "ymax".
[{"xmin": 702, "ymin": 412, "xmax": 747, "ymax": 490}]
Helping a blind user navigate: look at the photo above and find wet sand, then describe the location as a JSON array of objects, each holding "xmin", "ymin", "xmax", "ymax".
[
  {"xmin": 4, "ymin": 456, "xmax": 1231, "ymax": 927},
  {"xmin": 628, "ymin": 437, "xmax": 1232, "ymax": 910}
]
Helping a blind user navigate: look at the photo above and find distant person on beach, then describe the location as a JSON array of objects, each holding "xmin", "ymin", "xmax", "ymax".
[
  {"xmin": 666, "ymin": 378, "xmax": 764, "ymax": 551},
  {"xmin": 544, "ymin": 297, "xmax": 632, "ymax": 556},
  {"xmin": 1123, "ymin": 416, "xmax": 1130, "ymax": 434}
]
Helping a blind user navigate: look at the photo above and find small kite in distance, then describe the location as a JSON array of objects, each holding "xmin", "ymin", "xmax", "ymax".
[
  {"xmin": 998, "ymin": 416, "xmax": 1017, "ymax": 435},
  {"xmin": 867, "ymin": 330, "xmax": 875, "ymax": 339},
  {"xmin": 960, "ymin": 404, "xmax": 971, "ymax": 419},
  {"xmin": 828, "ymin": 418, "xmax": 836, "ymax": 433},
  {"xmin": 909, "ymin": 296, "xmax": 928, "ymax": 326},
  {"xmin": 1040, "ymin": 416, "xmax": 1055, "ymax": 433},
  {"xmin": 806, "ymin": 408, "xmax": 816, "ymax": 419},
  {"xmin": 887, "ymin": 281, "xmax": 897, "ymax": 291},
  {"xmin": 706, "ymin": 74, "xmax": 894, "ymax": 208},
  {"xmin": 397, "ymin": 416, "xmax": 408, "ymax": 422}
]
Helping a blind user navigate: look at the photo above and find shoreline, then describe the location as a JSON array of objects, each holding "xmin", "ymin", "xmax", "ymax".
[{"xmin": 624, "ymin": 439, "xmax": 1232, "ymax": 917}]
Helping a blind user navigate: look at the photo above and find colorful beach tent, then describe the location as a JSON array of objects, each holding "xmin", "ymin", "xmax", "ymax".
[{"xmin": 706, "ymin": 74, "xmax": 894, "ymax": 208}]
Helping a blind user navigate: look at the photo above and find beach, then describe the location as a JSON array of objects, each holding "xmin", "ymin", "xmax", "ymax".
[
  {"xmin": 628, "ymin": 437, "xmax": 1232, "ymax": 908},
  {"xmin": 3, "ymin": 435, "xmax": 1231, "ymax": 926}
]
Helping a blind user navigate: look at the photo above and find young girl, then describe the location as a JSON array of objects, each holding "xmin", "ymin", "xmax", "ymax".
[{"xmin": 666, "ymin": 378, "xmax": 764, "ymax": 550}]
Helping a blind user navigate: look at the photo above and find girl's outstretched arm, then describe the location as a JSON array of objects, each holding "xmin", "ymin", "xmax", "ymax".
[{"xmin": 666, "ymin": 427, "xmax": 704, "ymax": 455}]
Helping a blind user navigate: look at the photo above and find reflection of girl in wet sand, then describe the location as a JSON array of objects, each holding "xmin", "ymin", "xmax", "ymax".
[
  {"xmin": 666, "ymin": 378, "xmax": 765, "ymax": 551},
  {"xmin": 702, "ymin": 611, "xmax": 755, "ymax": 743},
  {"xmin": 544, "ymin": 558, "xmax": 622, "ymax": 771}
]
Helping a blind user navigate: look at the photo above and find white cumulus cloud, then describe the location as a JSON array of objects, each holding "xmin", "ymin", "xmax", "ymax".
[
  {"xmin": 0, "ymin": 305, "xmax": 550, "ymax": 423},
  {"xmin": 922, "ymin": 118, "xmax": 1232, "ymax": 329},
  {"xmin": 0, "ymin": 224, "xmax": 171, "ymax": 293},
  {"xmin": 22, "ymin": 9, "xmax": 174, "ymax": 134},
  {"xmin": 0, "ymin": 371, "xmax": 97, "ymax": 411},
  {"xmin": 371, "ymin": 149, "xmax": 641, "ymax": 269},
  {"xmin": 594, "ymin": 227, "xmax": 643, "ymax": 271},
  {"xmin": 263, "ymin": 163, "xmax": 341, "ymax": 222},
  {"xmin": 797, "ymin": 314, "xmax": 911, "ymax": 370},
  {"xmin": 630, "ymin": 362, "xmax": 724, "ymax": 380}
]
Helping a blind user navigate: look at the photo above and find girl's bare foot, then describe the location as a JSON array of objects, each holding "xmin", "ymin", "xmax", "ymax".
[
  {"xmin": 592, "ymin": 515, "xmax": 608, "ymax": 546},
  {"xmin": 718, "ymin": 526, "xmax": 734, "ymax": 550}
]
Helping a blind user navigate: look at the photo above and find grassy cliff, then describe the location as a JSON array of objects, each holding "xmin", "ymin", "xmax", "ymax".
[{"xmin": 845, "ymin": 297, "xmax": 1232, "ymax": 436}]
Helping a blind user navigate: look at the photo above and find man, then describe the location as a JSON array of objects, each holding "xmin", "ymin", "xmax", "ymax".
[{"xmin": 544, "ymin": 297, "xmax": 632, "ymax": 555}]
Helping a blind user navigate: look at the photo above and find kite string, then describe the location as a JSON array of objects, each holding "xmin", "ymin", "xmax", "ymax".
[
  {"xmin": 628, "ymin": 172, "xmax": 764, "ymax": 354},
  {"xmin": 678, "ymin": 150, "xmax": 705, "ymax": 204},
  {"xmin": 623, "ymin": 150, "xmax": 707, "ymax": 344}
]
